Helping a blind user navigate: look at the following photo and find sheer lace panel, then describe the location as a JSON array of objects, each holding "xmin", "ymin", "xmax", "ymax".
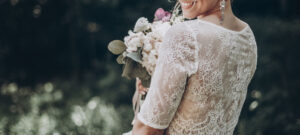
[
  {"xmin": 138, "ymin": 19, "xmax": 257, "ymax": 135},
  {"xmin": 137, "ymin": 22, "xmax": 197, "ymax": 129}
]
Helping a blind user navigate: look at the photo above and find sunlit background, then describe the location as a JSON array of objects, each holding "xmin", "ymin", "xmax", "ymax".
[{"xmin": 0, "ymin": 0, "xmax": 299, "ymax": 135}]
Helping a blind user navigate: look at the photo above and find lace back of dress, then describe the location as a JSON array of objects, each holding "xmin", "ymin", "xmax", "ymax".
[{"xmin": 165, "ymin": 20, "xmax": 257, "ymax": 135}]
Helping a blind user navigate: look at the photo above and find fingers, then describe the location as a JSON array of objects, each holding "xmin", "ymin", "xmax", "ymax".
[
  {"xmin": 141, "ymin": 87, "xmax": 149, "ymax": 92},
  {"xmin": 137, "ymin": 80, "xmax": 148, "ymax": 95},
  {"xmin": 138, "ymin": 85, "xmax": 147, "ymax": 95}
]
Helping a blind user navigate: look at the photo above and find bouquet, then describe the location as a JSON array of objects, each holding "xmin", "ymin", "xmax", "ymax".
[
  {"xmin": 107, "ymin": 8, "xmax": 183, "ymax": 88},
  {"xmin": 108, "ymin": 7, "xmax": 183, "ymax": 134}
]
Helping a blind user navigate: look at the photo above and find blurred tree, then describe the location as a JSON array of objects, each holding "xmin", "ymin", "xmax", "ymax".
[{"xmin": 0, "ymin": 0, "xmax": 299, "ymax": 135}]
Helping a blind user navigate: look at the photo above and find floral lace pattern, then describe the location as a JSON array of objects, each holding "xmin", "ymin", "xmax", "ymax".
[{"xmin": 137, "ymin": 19, "xmax": 257, "ymax": 135}]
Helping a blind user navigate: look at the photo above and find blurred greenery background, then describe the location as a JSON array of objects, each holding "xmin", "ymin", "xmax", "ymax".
[{"xmin": 0, "ymin": 0, "xmax": 299, "ymax": 135}]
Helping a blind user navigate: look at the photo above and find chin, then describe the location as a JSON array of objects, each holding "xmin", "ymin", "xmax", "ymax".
[
  {"xmin": 182, "ymin": 11, "xmax": 198, "ymax": 19},
  {"xmin": 180, "ymin": 0, "xmax": 199, "ymax": 19}
]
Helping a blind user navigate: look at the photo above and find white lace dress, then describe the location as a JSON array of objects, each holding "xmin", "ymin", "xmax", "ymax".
[{"xmin": 134, "ymin": 19, "xmax": 257, "ymax": 135}]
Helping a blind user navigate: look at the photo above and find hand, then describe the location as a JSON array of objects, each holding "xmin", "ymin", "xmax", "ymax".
[
  {"xmin": 132, "ymin": 78, "xmax": 149, "ymax": 125},
  {"xmin": 136, "ymin": 78, "xmax": 149, "ymax": 95}
]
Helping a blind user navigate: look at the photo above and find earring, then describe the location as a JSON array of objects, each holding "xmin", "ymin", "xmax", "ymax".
[
  {"xmin": 192, "ymin": 0, "xmax": 197, "ymax": 7},
  {"xmin": 220, "ymin": 0, "xmax": 226, "ymax": 25}
]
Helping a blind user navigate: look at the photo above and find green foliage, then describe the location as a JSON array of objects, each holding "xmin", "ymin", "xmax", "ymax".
[
  {"xmin": 0, "ymin": 0, "xmax": 299, "ymax": 135},
  {"xmin": 108, "ymin": 40, "xmax": 127, "ymax": 55},
  {"xmin": 0, "ymin": 81, "xmax": 131, "ymax": 135},
  {"xmin": 125, "ymin": 51, "xmax": 143, "ymax": 64},
  {"xmin": 108, "ymin": 39, "xmax": 151, "ymax": 87},
  {"xmin": 0, "ymin": 61, "xmax": 134, "ymax": 135}
]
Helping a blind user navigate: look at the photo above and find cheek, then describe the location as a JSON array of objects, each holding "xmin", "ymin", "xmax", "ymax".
[
  {"xmin": 183, "ymin": 2, "xmax": 203, "ymax": 18},
  {"xmin": 206, "ymin": 0, "xmax": 219, "ymax": 11},
  {"xmin": 195, "ymin": 1, "xmax": 204, "ymax": 13},
  {"xmin": 197, "ymin": 0, "xmax": 212, "ymax": 13}
]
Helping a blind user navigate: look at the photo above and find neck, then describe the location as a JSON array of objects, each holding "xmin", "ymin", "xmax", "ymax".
[{"xmin": 197, "ymin": 0, "xmax": 235, "ymax": 25}]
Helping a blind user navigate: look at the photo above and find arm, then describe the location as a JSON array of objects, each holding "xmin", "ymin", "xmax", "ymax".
[
  {"xmin": 132, "ymin": 119, "xmax": 164, "ymax": 135},
  {"xmin": 132, "ymin": 23, "xmax": 197, "ymax": 134}
]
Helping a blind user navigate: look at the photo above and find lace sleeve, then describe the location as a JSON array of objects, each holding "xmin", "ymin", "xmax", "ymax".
[{"xmin": 137, "ymin": 23, "xmax": 197, "ymax": 129}]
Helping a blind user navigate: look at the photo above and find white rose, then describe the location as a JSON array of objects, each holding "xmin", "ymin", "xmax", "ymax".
[
  {"xmin": 143, "ymin": 33, "xmax": 156, "ymax": 52},
  {"xmin": 148, "ymin": 53, "xmax": 157, "ymax": 66},
  {"xmin": 126, "ymin": 44, "xmax": 138, "ymax": 52},
  {"xmin": 124, "ymin": 31, "xmax": 145, "ymax": 52},
  {"xmin": 128, "ymin": 37, "xmax": 142, "ymax": 47},
  {"xmin": 148, "ymin": 31, "xmax": 161, "ymax": 41},
  {"xmin": 134, "ymin": 17, "xmax": 151, "ymax": 32},
  {"xmin": 143, "ymin": 42, "xmax": 152, "ymax": 52},
  {"xmin": 142, "ymin": 51, "xmax": 149, "ymax": 59},
  {"xmin": 150, "ymin": 50, "xmax": 157, "ymax": 56}
]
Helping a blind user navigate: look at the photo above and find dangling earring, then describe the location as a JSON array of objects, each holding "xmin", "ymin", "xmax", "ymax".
[
  {"xmin": 192, "ymin": 0, "xmax": 197, "ymax": 7},
  {"xmin": 220, "ymin": 0, "xmax": 226, "ymax": 25}
]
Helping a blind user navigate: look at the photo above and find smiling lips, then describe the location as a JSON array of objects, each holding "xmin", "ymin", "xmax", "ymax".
[{"xmin": 180, "ymin": 0, "xmax": 196, "ymax": 9}]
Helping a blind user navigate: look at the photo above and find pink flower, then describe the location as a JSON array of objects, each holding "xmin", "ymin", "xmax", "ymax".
[{"xmin": 154, "ymin": 8, "xmax": 171, "ymax": 22}]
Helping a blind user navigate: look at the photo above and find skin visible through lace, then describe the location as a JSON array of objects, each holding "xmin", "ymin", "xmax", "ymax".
[{"xmin": 132, "ymin": 0, "xmax": 257, "ymax": 134}]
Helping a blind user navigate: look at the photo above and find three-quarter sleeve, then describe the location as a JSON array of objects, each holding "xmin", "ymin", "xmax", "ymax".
[{"xmin": 137, "ymin": 23, "xmax": 198, "ymax": 129}]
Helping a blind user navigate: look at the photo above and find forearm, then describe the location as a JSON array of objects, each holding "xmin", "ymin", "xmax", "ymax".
[{"xmin": 132, "ymin": 118, "xmax": 165, "ymax": 135}]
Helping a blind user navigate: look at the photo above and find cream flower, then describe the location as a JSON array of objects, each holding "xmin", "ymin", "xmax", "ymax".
[
  {"xmin": 134, "ymin": 17, "xmax": 151, "ymax": 32},
  {"xmin": 124, "ymin": 30, "xmax": 145, "ymax": 53},
  {"xmin": 143, "ymin": 41, "xmax": 153, "ymax": 52},
  {"xmin": 139, "ymin": 21, "xmax": 172, "ymax": 75},
  {"xmin": 121, "ymin": 9, "xmax": 180, "ymax": 76}
]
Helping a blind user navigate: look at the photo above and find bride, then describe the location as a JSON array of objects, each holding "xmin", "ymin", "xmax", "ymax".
[{"xmin": 128, "ymin": 0, "xmax": 257, "ymax": 134}]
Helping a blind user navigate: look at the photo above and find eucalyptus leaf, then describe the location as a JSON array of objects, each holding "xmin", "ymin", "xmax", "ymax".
[
  {"xmin": 108, "ymin": 40, "xmax": 126, "ymax": 55},
  {"xmin": 116, "ymin": 55, "xmax": 125, "ymax": 64},
  {"xmin": 126, "ymin": 50, "xmax": 142, "ymax": 64}
]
